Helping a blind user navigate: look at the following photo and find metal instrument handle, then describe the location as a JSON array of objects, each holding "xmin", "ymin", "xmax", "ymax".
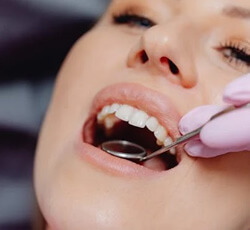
[{"xmin": 140, "ymin": 104, "xmax": 245, "ymax": 162}]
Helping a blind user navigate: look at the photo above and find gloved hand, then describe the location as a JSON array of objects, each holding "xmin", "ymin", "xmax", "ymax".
[{"xmin": 179, "ymin": 73, "xmax": 250, "ymax": 158}]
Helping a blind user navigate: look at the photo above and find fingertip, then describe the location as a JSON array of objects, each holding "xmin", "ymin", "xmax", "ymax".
[
  {"xmin": 184, "ymin": 140, "xmax": 204, "ymax": 157},
  {"xmin": 184, "ymin": 140, "xmax": 226, "ymax": 158}
]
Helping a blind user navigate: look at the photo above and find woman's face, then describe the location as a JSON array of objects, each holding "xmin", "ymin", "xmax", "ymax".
[{"xmin": 35, "ymin": 0, "xmax": 250, "ymax": 229}]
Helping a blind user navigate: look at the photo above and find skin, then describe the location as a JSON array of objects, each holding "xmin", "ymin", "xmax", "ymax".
[{"xmin": 34, "ymin": 0, "xmax": 250, "ymax": 229}]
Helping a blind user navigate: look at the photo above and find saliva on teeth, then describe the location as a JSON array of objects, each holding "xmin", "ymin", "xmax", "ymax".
[{"xmin": 97, "ymin": 103, "xmax": 176, "ymax": 155}]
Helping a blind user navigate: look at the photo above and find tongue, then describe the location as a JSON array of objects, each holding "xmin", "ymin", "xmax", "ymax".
[{"xmin": 141, "ymin": 156, "xmax": 167, "ymax": 171}]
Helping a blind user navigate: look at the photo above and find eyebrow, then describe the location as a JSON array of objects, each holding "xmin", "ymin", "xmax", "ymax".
[{"xmin": 222, "ymin": 6, "xmax": 250, "ymax": 19}]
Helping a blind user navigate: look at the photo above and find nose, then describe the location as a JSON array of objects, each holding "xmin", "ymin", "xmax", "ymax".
[{"xmin": 127, "ymin": 22, "xmax": 198, "ymax": 88}]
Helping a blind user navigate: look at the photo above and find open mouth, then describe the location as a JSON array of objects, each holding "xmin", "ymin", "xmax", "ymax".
[
  {"xmin": 96, "ymin": 103, "xmax": 179, "ymax": 170},
  {"xmin": 82, "ymin": 83, "xmax": 181, "ymax": 172}
]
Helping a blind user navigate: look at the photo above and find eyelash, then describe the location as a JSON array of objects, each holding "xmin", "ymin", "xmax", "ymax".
[
  {"xmin": 113, "ymin": 12, "xmax": 250, "ymax": 71},
  {"xmin": 112, "ymin": 12, "xmax": 155, "ymax": 28},
  {"xmin": 217, "ymin": 41, "xmax": 250, "ymax": 70}
]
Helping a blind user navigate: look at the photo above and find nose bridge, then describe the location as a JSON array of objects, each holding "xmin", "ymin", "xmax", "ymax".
[
  {"xmin": 129, "ymin": 18, "xmax": 198, "ymax": 88},
  {"xmin": 143, "ymin": 19, "xmax": 193, "ymax": 56}
]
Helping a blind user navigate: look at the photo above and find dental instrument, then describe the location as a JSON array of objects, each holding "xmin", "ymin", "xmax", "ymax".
[
  {"xmin": 101, "ymin": 104, "xmax": 249, "ymax": 162},
  {"xmin": 101, "ymin": 140, "xmax": 147, "ymax": 160}
]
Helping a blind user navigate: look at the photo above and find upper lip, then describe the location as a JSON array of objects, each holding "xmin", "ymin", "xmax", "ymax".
[{"xmin": 83, "ymin": 82, "xmax": 181, "ymax": 142}]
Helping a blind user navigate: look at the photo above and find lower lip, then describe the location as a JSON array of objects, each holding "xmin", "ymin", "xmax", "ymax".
[{"xmin": 76, "ymin": 134, "xmax": 168, "ymax": 178}]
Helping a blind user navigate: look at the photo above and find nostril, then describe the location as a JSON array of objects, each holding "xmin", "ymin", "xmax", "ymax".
[
  {"xmin": 160, "ymin": 57, "xmax": 179, "ymax": 75},
  {"xmin": 140, "ymin": 50, "xmax": 149, "ymax": 63},
  {"xmin": 169, "ymin": 60, "xmax": 179, "ymax": 74}
]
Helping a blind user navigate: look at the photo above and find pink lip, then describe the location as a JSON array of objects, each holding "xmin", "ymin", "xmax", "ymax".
[{"xmin": 77, "ymin": 82, "xmax": 182, "ymax": 177}]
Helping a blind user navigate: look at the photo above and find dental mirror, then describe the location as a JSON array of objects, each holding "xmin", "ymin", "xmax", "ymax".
[
  {"xmin": 101, "ymin": 138, "xmax": 178, "ymax": 162},
  {"xmin": 101, "ymin": 140, "xmax": 147, "ymax": 160}
]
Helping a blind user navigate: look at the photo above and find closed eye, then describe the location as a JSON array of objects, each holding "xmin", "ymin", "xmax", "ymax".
[
  {"xmin": 113, "ymin": 13, "xmax": 156, "ymax": 29},
  {"xmin": 216, "ymin": 40, "xmax": 250, "ymax": 72}
]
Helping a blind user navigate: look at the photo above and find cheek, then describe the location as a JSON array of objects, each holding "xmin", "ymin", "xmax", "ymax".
[
  {"xmin": 35, "ymin": 28, "xmax": 133, "ymax": 214},
  {"xmin": 60, "ymin": 27, "xmax": 132, "ymax": 88},
  {"xmin": 45, "ymin": 28, "xmax": 127, "ymax": 128},
  {"xmin": 195, "ymin": 57, "xmax": 240, "ymax": 105}
]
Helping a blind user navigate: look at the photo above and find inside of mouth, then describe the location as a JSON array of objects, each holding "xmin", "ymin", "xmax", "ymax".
[{"xmin": 91, "ymin": 118, "xmax": 178, "ymax": 171}]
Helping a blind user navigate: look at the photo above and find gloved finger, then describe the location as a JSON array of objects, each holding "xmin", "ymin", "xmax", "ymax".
[
  {"xmin": 179, "ymin": 104, "xmax": 228, "ymax": 135},
  {"xmin": 184, "ymin": 140, "xmax": 232, "ymax": 158},
  {"xmin": 200, "ymin": 107, "xmax": 250, "ymax": 150},
  {"xmin": 223, "ymin": 73, "xmax": 250, "ymax": 106}
]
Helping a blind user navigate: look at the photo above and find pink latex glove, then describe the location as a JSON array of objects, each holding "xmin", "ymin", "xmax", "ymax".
[{"xmin": 179, "ymin": 73, "xmax": 250, "ymax": 158}]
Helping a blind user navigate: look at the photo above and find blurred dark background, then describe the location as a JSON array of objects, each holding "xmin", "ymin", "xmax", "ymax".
[{"xmin": 0, "ymin": 0, "xmax": 109, "ymax": 229}]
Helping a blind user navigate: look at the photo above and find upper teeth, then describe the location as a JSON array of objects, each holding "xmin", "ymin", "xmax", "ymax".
[{"xmin": 97, "ymin": 103, "xmax": 176, "ymax": 155}]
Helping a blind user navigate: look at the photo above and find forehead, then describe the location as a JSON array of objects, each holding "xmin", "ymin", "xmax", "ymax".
[
  {"xmin": 109, "ymin": 0, "xmax": 250, "ymax": 25},
  {"xmin": 110, "ymin": 0, "xmax": 250, "ymax": 11}
]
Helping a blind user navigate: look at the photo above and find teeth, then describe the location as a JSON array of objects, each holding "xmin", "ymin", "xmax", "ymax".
[
  {"xmin": 97, "ymin": 103, "xmax": 176, "ymax": 154},
  {"xmin": 169, "ymin": 148, "xmax": 176, "ymax": 155},
  {"xmin": 156, "ymin": 139, "xmax": 163, "ymax": 146},
  {"xmin": 97, "ymin": 104, "xmax": 121, "ymax": 123},
  {"xmin": 109, "ymin": 103, "xmax": 120, "ymax": 113},
  {"xmin": 97, "ymin": 105, "xmax": 110, "ymax": 122},
  {"xmin": 164, "ymin": 136, "xmax": 173, "ymax": 146},
  {"xmin": 154, "ymin": 125, "xmax": 167, "ymax": 142},
  {"xmin": 164, "ymin": 137, "xmax": 176, "ymax": 155},
  {"xmin": 103, "ymin": 115, "xmax": 117, "ymax": 137},
  {"xmin": 146, "ymin": 117, "xmax": 159, "ymax": 132},
  {"xmin": 115, "ymin": 105, "xmax": 134, "ymax": 121},
  {"xmin": 128, "ymin": 109, "xmax": 149, "ymax": 128},
  {"xmin": 104, "ymin": 115, "xmax": 116, "ymax": 129}
]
